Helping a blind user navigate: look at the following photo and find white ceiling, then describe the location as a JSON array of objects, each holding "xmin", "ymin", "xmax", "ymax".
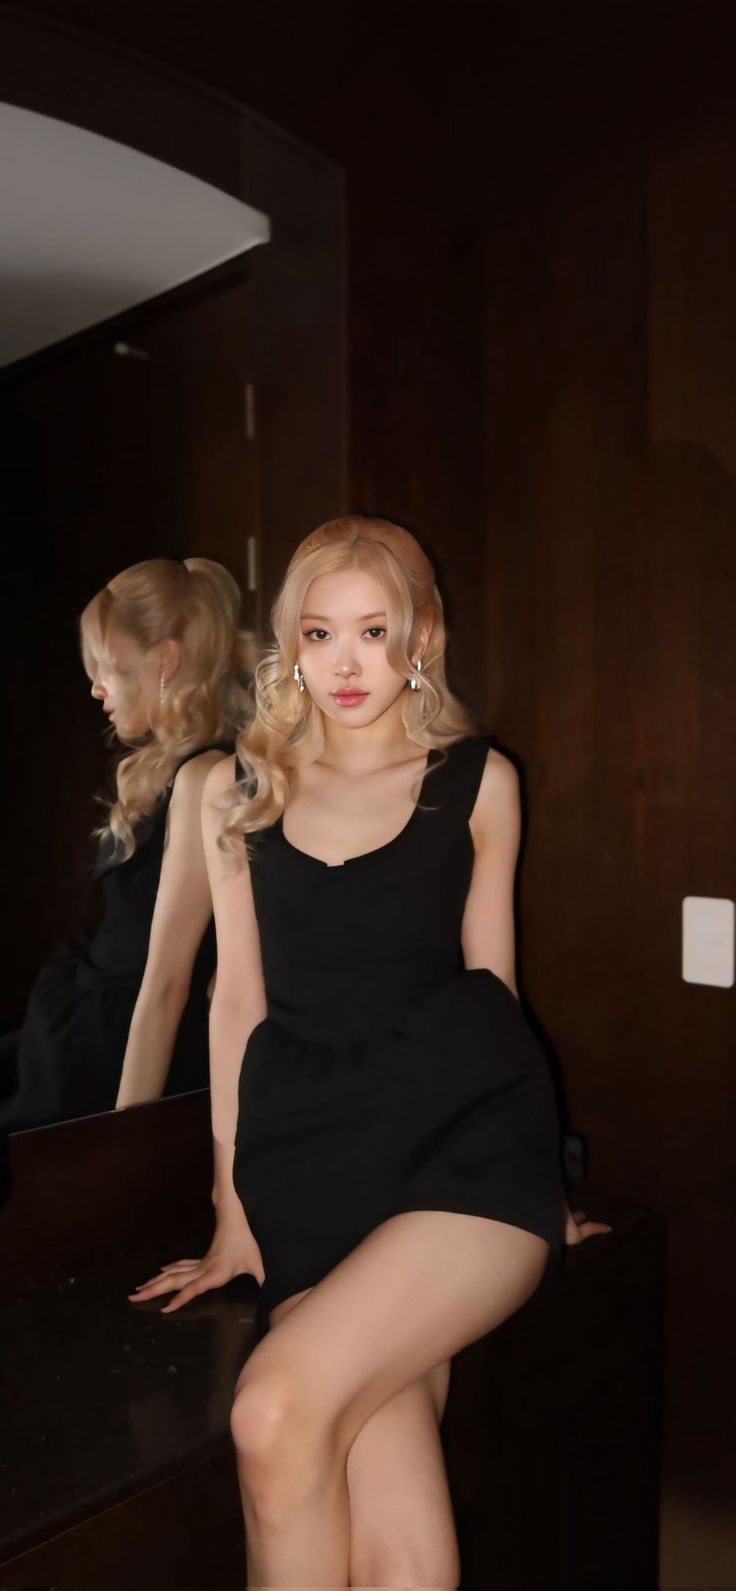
[{"xmin": 0, "ymin": 101, "xmax": 271, "ymax": 366}]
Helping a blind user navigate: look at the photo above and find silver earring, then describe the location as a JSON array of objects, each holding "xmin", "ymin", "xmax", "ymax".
[
  {"xmin": 409, "ymin": 657, "xmax": 423, "ymax": 691},
  {"xmin": 159, "ymin": 671, "xmax": 166, "ymax": 703},
  {"xmin": 293, "ymin": 662, "xmax": 305, "ymax": 693}
]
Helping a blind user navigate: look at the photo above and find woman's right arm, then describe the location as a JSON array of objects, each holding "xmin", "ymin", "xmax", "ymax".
[
  {"xmin": 129, "ymin": 755, "xmax": 268, "ymax": 1310},
  {"xmin": 201, "ymin": 755, "xmax": 267, "ymax": 1220}
]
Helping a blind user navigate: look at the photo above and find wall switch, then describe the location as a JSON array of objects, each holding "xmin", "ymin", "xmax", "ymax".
[{"xmin": 682, "ymin": 897, "xmax": 735, "ymax": 987}]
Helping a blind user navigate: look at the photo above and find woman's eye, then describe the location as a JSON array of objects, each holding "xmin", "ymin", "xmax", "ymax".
[{"xmin": 301, "ymin": 627, "xmax": 386, "ymax": 641}]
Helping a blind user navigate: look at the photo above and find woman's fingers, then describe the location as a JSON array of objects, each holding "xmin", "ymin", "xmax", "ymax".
[
  {"xmin": 128, "ymin": 1268, "xmax": 205, "ymax": 1302},
  {"xmin": 160, "ymin": 1274, "xmax": 212, "ymax": 1314},
  {"xmin": 129, "ymin": 1257, "xmax": 239, "ymax": 1306},
  {"xmin": 573, "ymin": 1211, "xmax": 613, "ymax": 1233},
  {"xmin": 129, "ymin": 1259, "xmax": 201, "ymax": 1295}
]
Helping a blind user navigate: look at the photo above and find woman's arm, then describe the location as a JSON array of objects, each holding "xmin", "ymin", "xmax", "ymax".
[
  {"xmin": 461, "ymin": 747, "xmax": 521, "ymax": 996},
  {"xmin": 115, "ymin": 750, "xmax": 227, "ymax": 1109},
  {"xmin": 200, "ymin": 754, "xmax": 267, "ymax": 1220},
  {"xmin": 462, "ymin": 750, "xmax": 606, "ymax": 1245},
  {"xmin": 129, "ymin": 755, "xmax": 267, "ymax": 1310}
]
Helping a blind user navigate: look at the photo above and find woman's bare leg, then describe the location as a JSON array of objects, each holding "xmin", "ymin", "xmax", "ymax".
[
  {"xmin": 344, "ymin": 1362, "xmax": 457, "ymax": 1588},
  {"xmin": 264, "ymin": 1288, "xmax": 457, "ymax": 1587},
  {"xmin": 231, "ymin": 1211, "xmax": 548, "ymax": 1586}
]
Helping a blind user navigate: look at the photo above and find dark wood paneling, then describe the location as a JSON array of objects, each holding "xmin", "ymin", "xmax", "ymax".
[
  {"xmin": 2, "ymin": 1091, "xmax": 215, "ymax": 1291},
  {"xmin": 0, "ymin": 1450, "xmax": 246, "ymax": 1590},
  {"xmin": 481, "ymin": 20, "xmax": 736, "ymax": 1581}
]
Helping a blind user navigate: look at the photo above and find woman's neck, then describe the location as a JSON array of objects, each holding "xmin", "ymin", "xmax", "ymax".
[{"xmin": 317, "ymin": 708, "xmax": 420, "ymax": 777}]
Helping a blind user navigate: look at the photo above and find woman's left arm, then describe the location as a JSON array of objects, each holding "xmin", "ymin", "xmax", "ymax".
[
  {"xmin": 115, "ymin": 750, "xmax": 227, "ymax": 1109},
  {"xmin": 461, "ymin": 747, "xmax": 522, "ymax": 997},
  {"xmin": 462, "ymin": 748, "xmax": 609, "ymax": 1246}
]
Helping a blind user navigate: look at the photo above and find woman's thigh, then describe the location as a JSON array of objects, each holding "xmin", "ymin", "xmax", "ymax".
[{"xmin": 240, "ymin": 1209, "xmax": 548, "ymax": 1454}]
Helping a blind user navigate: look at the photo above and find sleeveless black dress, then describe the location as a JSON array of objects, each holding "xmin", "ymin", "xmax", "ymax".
[
  {"xmin": 233, "ymin": 734, "xmax": 567, "ymax": 1314},
  {"xmin": 10, "ymin": 743, "xmax": 232, "ymax": 1131}
]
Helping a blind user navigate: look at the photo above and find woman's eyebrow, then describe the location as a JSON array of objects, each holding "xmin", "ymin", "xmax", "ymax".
[{"xmin": 300, "ymin": 611, "xmax": 388, "ymax": 622}]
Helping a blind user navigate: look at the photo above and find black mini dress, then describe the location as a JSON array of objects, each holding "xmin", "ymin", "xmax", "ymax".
[{"xmin": 232, "ymin": 734, "xmax": 567, "ymax": 1314}]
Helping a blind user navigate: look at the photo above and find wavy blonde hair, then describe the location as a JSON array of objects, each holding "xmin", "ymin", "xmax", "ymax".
[
  {"xmin": 81, "ymin": 557, "xmax": 256, "ymax": 861},
  {"xmin": 220, "ymin": 516, "xmax": 479, "ymax": 855}
]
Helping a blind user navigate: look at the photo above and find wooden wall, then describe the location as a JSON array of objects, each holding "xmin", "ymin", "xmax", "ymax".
[{"xmin": 481, "ymin": 13, "xmax": 736, "ymax": 1582}]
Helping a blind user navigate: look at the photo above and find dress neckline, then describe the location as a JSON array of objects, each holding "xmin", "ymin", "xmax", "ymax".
[{"xmin": 278, "ymin": 745, "xmax": 442, "ymax": 869}]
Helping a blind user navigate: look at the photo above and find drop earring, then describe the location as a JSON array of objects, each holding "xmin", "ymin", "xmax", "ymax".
[
  {"xmin": 409, "ymin": 657, "xmax": 424, "ymax": 691},
  {"xmin": 159, "ymin": 671, "xmax": 166, "ymax": 703},
  {"xmin": 293, "ymin": 662, "xmax": 305, "ymax": 693}
]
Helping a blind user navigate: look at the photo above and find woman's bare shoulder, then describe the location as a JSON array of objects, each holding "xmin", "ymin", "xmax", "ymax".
[
  {"xmin": 470, "ymin": 745, "xmax": 521, "ymax": 837},
  {"xmin": 201, "ymin": 753, "xmax": 238, "ymax": 808},
  {"xmin": 171, "ymin": 747, "xmax": 231, "ymax": 801}
]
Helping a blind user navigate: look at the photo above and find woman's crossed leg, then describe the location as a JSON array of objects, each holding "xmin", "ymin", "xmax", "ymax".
[
  {"xmin": 267, "ymin": 1285, "xmax": 456, "ymax": 1588},
  {"xmin": 231, "ymin": 1209, "xmax": 549, "ymax": 1587}
]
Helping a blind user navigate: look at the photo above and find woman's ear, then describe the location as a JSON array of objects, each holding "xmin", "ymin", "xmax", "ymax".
[
  {"xmin": 417, "ymin": 622, "xmax": 431, "ymax": 661},
  {"xmin": 158, "ymin": 637, "xmax": 183, "ymax": 684}
]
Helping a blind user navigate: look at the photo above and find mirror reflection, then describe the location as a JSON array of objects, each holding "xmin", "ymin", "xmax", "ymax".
[
  {"xmin": 5, "ymin": 557, "xmax": 254, "ymax": 1130},
  {"xmin": 0, "ymin": 104, "xmax": 270, "ymax": 1130}
]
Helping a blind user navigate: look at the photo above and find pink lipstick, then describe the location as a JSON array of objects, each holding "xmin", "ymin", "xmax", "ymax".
[{"xmin": 331, "ymin": 690, "xmax": 368, "ymax": 707}]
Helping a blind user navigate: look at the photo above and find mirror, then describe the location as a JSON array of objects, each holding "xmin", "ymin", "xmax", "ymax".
[{"xmin": 1, "ymin": 102, "xmax": 271, "ymax": 1130}]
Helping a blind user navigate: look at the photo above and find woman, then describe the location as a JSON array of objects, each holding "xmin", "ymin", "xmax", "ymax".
[
  {"xmin": 133, "ymin": 517, "xmax": 609, "ymax": 1586},
  {"xmin": 11, "ymin": 556, "xmax": 254, "ymax": 1129}
]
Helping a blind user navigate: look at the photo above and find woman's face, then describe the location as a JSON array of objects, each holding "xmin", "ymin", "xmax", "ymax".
[
  {"xmin": 85, "ymin": 627, "xmax": 158, "ymax": 740},
  {"xmin": 297, "ymin": 568, "xmax": 422, "ymax": 730}
]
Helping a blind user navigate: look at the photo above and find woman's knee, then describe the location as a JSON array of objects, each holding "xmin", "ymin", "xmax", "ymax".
[
  {"xmin": 230, "ymin": 1362, "xmax": 339, "ymax": 1516},
  {"xmin": 230, "ymin": 1368, "xmax": 292, "ymax": 1465}
]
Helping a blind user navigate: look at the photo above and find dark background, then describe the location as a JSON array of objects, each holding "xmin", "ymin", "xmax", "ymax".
[{"xmin": 2, "ymin": 2, "xmax": 735, "ymax": 1580}]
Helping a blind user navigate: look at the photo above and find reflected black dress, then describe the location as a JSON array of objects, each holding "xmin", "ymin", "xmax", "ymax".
[
  {"xmin": 233, "ymin": 734, "xmax": 566, "ymax": 1314},
  {"xmin": 10, "ymin": 743, "xmax": 232, "ymax": 1131}
]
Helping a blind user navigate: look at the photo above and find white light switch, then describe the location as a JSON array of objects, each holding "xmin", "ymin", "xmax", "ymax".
[{"xmin": 682, "ymin": 897, "xmax": 735, "ymax": 987}]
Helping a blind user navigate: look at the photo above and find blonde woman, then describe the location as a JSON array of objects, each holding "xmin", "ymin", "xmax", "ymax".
[
  {"xmin": 133, "ymin": 518, "xmax": 604, "ymax": 1586},
  {"xmin": 11, "ymin": 557, "xmax": 253, "ymax": 1130}
]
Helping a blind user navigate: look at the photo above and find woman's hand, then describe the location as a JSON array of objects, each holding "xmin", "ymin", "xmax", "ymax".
[
  {"xmin": 128, "ymin": 1213, "xmax": 265, "ymax": 1313},
  {"xmin": 564, "ymin": 1202, "xmax": 612, "ymax": 1246}
]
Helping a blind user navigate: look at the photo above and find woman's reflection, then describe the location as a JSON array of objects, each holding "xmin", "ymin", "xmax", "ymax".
[{"xmin": 9, "ymin": 556, "xmax": 254, "ymax": 1130}]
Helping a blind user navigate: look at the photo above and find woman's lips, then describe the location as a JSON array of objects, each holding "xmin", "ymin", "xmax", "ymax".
[{"xmin": 331, "ymin": 690, "xmax": 369, "ymax": 707}]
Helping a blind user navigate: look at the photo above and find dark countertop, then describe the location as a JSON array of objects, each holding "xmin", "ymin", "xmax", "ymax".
[{"xmin": 0, "ymin": 1247, "xmax": 261, "ymax": 1560}]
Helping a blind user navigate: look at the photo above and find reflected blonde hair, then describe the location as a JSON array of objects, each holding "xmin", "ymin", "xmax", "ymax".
[
  {"xmin": 220, "ymin": 516, "xmax": 478, "ymax": 855},
  {"xmin": 81, "ymin": 558, "xmax": 255, "ymax": 861}
]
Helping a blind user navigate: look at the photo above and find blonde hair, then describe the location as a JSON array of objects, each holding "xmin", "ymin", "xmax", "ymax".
[
  {"xmin": 81, "ymin": 557, "xmax": 256, "ymax": 860},
  {"xmin": 220, "ymin": 516, "xmax": 478, "ymax": 855}
]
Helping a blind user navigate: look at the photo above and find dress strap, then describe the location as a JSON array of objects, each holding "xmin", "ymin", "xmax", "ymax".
[
  {"xmin": 427, "ymin": 734, "xmax": 491, "ymax": 826},
  {"xmin": 177, "ymin": 738, "xmax": 234, "ymax": 770}
]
